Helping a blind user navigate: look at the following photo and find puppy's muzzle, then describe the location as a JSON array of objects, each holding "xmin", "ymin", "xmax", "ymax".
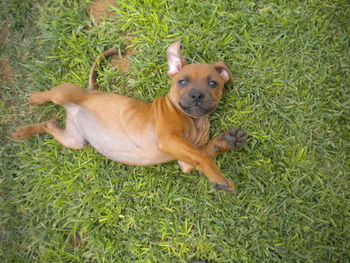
[
  {"xmin": 189, "ymin": 90, "xmax": 205, "ymax": 103},
  {"xmin": 179, "ymin": 89, "xmax": 215, "ymax": 117}
]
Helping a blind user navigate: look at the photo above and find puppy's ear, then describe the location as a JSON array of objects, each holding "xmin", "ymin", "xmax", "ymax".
[
  {"xmin": 214, "ymin": 61, "xmax": 234, "ymax": 87},
  {"xmin": 167, "ymin": 41, "xmax": 187, "ymax": 76}
]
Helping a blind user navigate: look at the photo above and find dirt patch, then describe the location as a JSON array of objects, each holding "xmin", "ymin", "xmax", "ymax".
[
  {"xmin": 0, "ymin": 59, "xmax": 14, "ymax": 84},
  {"xmin": 89, "ymin": 0, "xmax": 118, "ymax": 24},
  {"xmin": 110, "ymin": 54, "xmax": 130, "ymax": 72},
  {"xmin": 0, "ymin": 58, "xmax": 17, "ymax": 107},
  {"xmin": 88, "ymin": 1, "xmax": 138, "ymax": 92},
  {"xmin": 5, "ymin": 100, "xmax": 15, "ymax": 108},
  {"xmin": 109, "ymin": 45, "xmax": 136, "ymax": 72},
  {"xmin": 0, "ymin": 26, "xmax": 10, "ymax": 48},
  {"xmin": 69, "ymin": 232, "xmax": 88, "ymax": 248},
  {"xmin": 109, "ymin": 53, "xmax": 138, "ymax": 94},
  {"xmin": 0, "ymin": 23, "xmax": 17, "ymax": 49}
]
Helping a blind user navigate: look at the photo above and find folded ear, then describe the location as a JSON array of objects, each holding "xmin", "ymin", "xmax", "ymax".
[
  {"xmin": 214, "ymin": 61, "xmax": 234, "ymax": 87},
  {"xmin": 167, "ymin": 41, "xmax": 187, "ymax": 76}
]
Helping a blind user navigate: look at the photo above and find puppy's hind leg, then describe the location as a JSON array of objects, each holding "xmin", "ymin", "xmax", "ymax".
[
  {"xmin": 28, "ymin": 84, "xmax": 91, "ymax": 106},
  {"xmin": 44, "ymin": 115, "xmax": 86, "ymax": 149},
  {"xmin": 12, "ymin": 120, "xmax": 55, "ymax": 140},
  {"xmin": 12, "ymin": 115, "xmax": 86, "ymax": 150},
  {"xmin": 28, "ymin": 91, "xmax": 52, "ymax": 105},
  {"xmin": 13, "ymin": 84, "xmax": 89, "ymax": 148}
]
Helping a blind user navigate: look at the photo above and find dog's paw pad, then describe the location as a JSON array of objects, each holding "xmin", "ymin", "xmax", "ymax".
[{"xmin": 222, "ymin": 127, "xmax": 247, "ymax": 149}]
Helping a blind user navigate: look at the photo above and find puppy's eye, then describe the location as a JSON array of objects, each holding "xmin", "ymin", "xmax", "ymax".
[
  {"xmin": 208, "ymin": 80, "xmax": 217, "ymax": 88},
  {"xmin": 178, "ymin": 79, "xmax": 188, "ymax": 87}
]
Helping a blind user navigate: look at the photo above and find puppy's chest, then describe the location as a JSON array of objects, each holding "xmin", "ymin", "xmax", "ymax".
[{"xmin": 187, "ymin": 117, "xmax": 210, "ymax": 146}]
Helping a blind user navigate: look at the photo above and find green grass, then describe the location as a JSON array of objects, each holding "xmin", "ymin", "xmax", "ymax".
[{"xmin": 1, "ymin": 0, "xmax": 350, "ymax": 262}]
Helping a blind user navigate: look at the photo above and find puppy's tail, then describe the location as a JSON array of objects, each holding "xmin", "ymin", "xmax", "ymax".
[{"xmin": 88, "ymin": 48, "xmax": 117, "ymax": 90}]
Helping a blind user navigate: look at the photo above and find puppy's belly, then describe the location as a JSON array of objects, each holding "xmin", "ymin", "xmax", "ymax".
[{"xmin": 69, "ymin": 105, "xmax": 174, "ymax": 166}]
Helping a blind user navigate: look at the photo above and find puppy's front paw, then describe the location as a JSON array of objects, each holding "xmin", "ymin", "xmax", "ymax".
[
  {"xmin": 222, "ymin": 127, "xmax": 247, "ymax": 150},
  {"xmin": 211, "ymin": 180, "xmax": 237, "ymax": 193}
]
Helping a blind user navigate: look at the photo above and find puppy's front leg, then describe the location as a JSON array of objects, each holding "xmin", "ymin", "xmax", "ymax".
[
  {"xmin": 179, "ymin": 128, "xmax": 247, "ymax": 175},
  {"xmin": 158, "ymin": 135, "xmax": 236, "ymax": 192}
]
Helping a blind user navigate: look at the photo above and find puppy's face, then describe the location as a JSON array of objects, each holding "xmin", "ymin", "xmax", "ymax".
[
  {"xmin": 169, "ymin": 64, "xmax": 226, "ymax": 117},
  {"xmin": 167, "ymin": 42, "xmax": 233, "ymax": 118}
]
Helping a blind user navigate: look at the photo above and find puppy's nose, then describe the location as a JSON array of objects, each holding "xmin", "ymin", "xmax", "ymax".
[{"xmin": 189, "ymin": 90, "xmax": 205, "ymax": 102}]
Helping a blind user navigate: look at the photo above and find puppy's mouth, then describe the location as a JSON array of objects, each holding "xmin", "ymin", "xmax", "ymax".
[{"xmin": 179, "ymin": 102, "xmax": 213, "ymax": 117}]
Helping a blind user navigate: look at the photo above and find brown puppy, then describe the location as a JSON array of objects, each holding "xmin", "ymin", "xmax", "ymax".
[{"xmin": 12, "ymin": 41, "xmax": 247, "ymax": 192}]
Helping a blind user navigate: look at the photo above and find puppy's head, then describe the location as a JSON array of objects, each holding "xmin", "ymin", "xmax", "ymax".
[{"xmin": 166, "ymin": 41, "xmax": 233, "ymax": 118}]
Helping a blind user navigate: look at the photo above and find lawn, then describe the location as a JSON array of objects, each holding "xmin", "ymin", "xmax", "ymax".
[{"xmin": 1, "ymin": 0, "xmax": 349, "ymax": 262}]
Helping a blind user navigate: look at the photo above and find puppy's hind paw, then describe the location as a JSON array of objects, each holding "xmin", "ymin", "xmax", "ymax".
[
  {"xmin": 28, "ymin": 92, "xmax": 49, "ymax": 105},
  {"xmin": 11, "ymin": 120, "xmax": 56, "ymax": 140},
  {"xmin": 12, "ymin": 125, "xmax": 36, "ymax": 140}
]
